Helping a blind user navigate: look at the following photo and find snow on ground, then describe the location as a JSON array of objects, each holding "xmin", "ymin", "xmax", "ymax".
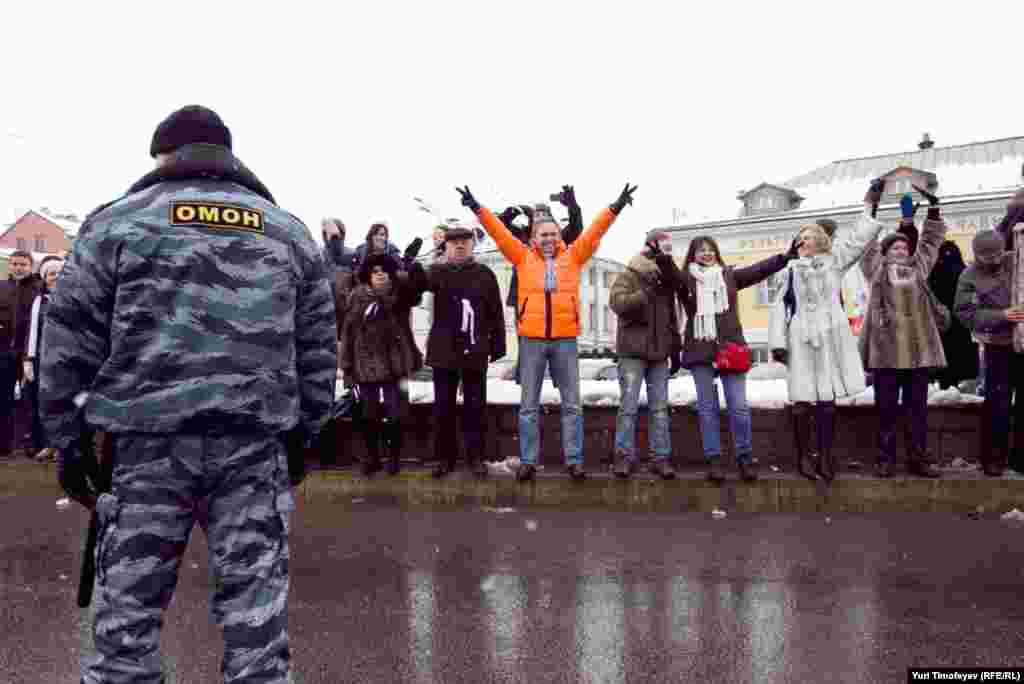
[{"xmin": 340, "ymin": 374, "xmax": 983, "ymax": 408}]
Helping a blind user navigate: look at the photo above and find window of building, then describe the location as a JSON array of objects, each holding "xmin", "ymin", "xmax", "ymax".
[
  {"xmin": 758, "ymin": 271, "xmax": 788, "ymax": 306},
  {"xmin": 16, "ymin": 238, "xmax": 27, "ymax": 251},
  {"xmin": 34, "ymin": 235, "xmax": 46, "ymax": 252}
]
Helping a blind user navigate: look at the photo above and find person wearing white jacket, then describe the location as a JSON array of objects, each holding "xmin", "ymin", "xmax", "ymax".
[
  {"xmin": 769, "ymin": 180, "xmax": 886, "ymax": 481},
  {"xmin": 23, "ymin": 255, "xmax": 64, "ymax": 461}
]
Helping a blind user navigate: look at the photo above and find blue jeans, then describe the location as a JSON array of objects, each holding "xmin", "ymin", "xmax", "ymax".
[
  {"xmin": 614, "ymin": 357, "xmax": 671, "ymax": 462},
  {"xmin": 518, "ymin": 338, "xmax": 582, "ymax": 466},
  {"xmin": 691, "ymin": 364, "xmax": 752, "ymax": 464}
]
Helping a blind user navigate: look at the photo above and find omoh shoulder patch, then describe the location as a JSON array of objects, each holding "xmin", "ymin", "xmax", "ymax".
[{"xmin": 170, "ymin": 202, "xmax": 264, "ymax": 233}]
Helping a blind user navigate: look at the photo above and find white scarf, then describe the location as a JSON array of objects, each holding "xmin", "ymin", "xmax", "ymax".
[
  {"xmin": 689, "ymin": 263, "xmax": 728, "ymax": 341},
  {"xmin": 460, "ymin": 298, "xmax": 476, "ymax": 352}
]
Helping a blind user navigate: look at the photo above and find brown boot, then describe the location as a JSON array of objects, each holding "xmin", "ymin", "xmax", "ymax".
[{"xmin": 791, "ymin": 404, "xmax": 817, "ymax": 481}]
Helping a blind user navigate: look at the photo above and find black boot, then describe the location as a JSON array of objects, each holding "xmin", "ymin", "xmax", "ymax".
[
  {"xmin": 361, "ymin": 420, "xmax": 382, "ymax": 476},
  {"xmin": 815, "ymin": 402, "xmax": 837, "ymax": 482},
  {"xmin": 791, "ymin": 403, "xmax": 817, "ymax": 481},
  {"xmin": 383, "ymin": 419, "xmax": 403, "ymax": 476}
]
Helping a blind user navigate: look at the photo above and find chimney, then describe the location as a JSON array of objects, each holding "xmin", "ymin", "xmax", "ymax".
[{"xmin": 918, "ymin": 133, "xmax": 934, "ymax": 150}]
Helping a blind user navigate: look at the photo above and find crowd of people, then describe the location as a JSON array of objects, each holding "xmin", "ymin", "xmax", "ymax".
[
  {"xmin": 0, "ymin": 248, "xmax": 66, "ymax": 462},
  {"xmin": 316, "ymin": 176, "xmax": 1024, "ymax": 485}
]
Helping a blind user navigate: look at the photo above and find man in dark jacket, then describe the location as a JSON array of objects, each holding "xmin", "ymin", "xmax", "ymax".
[
  {"xmin": 954, "ymin": 229, "xmax": 1024, "ymax": 476},
  {"xmin": 0, "ymin": 250, "xmax": 42, "ymax": 457},
  {"xmin": 43, "ymin": 105, "xmax": 337, "ymax": 683},
  {"xmin": 410, "ymin": 225, "xmax": 506, "ymax": 477},
  {"xmin": 608, "ymin": 230, "xmax": 681, "ymax": 480}
]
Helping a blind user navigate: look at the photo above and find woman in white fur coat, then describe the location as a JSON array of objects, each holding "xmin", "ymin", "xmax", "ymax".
[{"xmin": 769, "ymin": 181, "xmax": 886, "ymax": 481}]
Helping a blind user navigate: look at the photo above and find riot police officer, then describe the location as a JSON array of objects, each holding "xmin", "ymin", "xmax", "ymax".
[{"xmin": 43, "ymin": 105, "xmax": 337, "ymax": 683}]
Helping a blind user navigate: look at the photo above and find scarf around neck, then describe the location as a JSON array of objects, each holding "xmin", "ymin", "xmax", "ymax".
[{"xmin": 688, "ymin": 263, "xmax": 728, "ymax": 341}]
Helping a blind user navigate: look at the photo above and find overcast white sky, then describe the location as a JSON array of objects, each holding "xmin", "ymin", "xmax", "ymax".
[{"xmin": 2, "ymin": 2, "xmax": 1020, "ymax": 262}]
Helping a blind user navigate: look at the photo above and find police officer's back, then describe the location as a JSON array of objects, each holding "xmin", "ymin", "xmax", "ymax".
[{"xmin": 42, "ymin": 105, "xmax": 337, "ymax": 684}]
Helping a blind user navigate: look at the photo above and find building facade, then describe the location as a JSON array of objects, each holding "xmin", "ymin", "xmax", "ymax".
[
  {"xmin": 660, "ymin": 135, "xmax": 1024, "ymax": 361},
  {"xmin": 411, "ymin": 244, "xmax": 626, "ymax": 361},
  {"xmin": 0, "ymin": 209, "xmax": 79, "ymax": 276}
]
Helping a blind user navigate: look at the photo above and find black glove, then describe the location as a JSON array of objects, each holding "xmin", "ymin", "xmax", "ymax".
[
  {"xmin": 911, "ymin": 183, "xmax": 941, "ymax": 220},
  {"xmin": 284, "ymin": 427, "xmax": 308, "ymax": 487},
  {"xmin": 557, "ymin": 184, "xmax": 578, "ymax": 209},
  {"xmin": 497, "ymin": 206, "xmax": 521, "ymax": 227},
  {"xmin": 456, "ymin": 186, "xmax": 481, "ymax": 213},
  {"xmin": 403, "ymin": 237, "xmax": 423, "ymax": 264},
  {"xmin": 58, "ymin": 444, "xmax": 97, "ymax": 509},
  {"xmin": 771, "ymin": 349, "xmax": 788, "ymax": 366},
  {"xmin": 326, "ymin": 235, "xmax": 345, "ymax": 265},
  {"xmin": 609, "ymin": 183, "xmax": 638, "ymax": 215},
  {"xmin": 785, "ymin": 236, "xmax": 802, "ymax": 261},
  {"xmin": 865, "ymin": 178, "xmax": 885, "ymax": 217},
  {"xmin": 647, "ymin": 240, "xmax": 676, "ymax": 279}
]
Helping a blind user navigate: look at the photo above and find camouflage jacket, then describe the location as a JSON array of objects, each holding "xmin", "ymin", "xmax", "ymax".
[{"xmin": 40, "ymin": 144, "xmax": 337, "ymax": 450}]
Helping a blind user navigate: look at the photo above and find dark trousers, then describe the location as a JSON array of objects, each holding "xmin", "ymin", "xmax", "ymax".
[
  {"xmin": 983, "ymin": 345, "xmax": 1024, "ymax": 464},
  {"xmin": 27, "ymin": 359, "xmax": 45, "ymax": 449},
  {"xmin": 432, "ymin": 368, "xmax": 486, "ymax": 463},
  {"xmin": 0, "ymin": 353, "xmax": 17, "ymax": 453},
  {"xmin": 874, "ymin": 368, "xmax": 930, "ymax": 463},
  {"xmin": 357, "ymin": 382, "xmax": 401, "ymax": 422}
]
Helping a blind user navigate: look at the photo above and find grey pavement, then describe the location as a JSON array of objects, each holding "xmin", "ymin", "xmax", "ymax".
[{"xmin": 2, "ymin": 490, "xmax": 1024, "ymax": 683}]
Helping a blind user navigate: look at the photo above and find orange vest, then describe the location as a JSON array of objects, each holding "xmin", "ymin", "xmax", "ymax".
[{"xmin": 478, "ymin": 207, "xmax": 616, "ymax": 339}]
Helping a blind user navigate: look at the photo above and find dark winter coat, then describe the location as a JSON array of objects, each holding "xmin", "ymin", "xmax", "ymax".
[
  {"xmin": 664, "ymin": 254, "xmax": 789, "ymax": 368},
  {"xmin": 953, "ymin": 253, "xmax": 1014, "ymax": 346},
  {"xmin": 339, "ymin": 282, "xmax": 423, "ymax": 384},
  {"xmin": 859, "ymin": 218, "xmax": 948, "ymax": 370},
  {"xmin": 609, "ymin": 253, "xmax": 682, "ymax": 362},
  {"xmin": 929, "ymin": 241, "xmax": 978, "ymax": 387},
  {"xmin": 0, "ymin": 273, "xmax": 43, "ymax": 356},
  {"xmin": 410, "ymin": 260, "xmax": 506, "ymax": 371}
]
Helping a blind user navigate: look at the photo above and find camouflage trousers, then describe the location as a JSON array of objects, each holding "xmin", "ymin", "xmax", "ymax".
[{"xmin": 82, "ymin": 432, "xmax": 294, "ymax": 684}]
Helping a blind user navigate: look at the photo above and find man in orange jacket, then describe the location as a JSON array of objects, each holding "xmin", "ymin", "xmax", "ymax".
[{"xmin": 457, "ymin": 183, "xmax": 637, "ymax": 481}]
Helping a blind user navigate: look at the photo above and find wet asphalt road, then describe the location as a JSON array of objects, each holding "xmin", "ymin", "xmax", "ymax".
[{"xmin": 2, "ymin": 492, "xmax": 1024, "ymax": 683}]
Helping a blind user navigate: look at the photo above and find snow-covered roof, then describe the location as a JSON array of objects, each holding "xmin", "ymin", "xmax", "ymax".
[
  {"xmin": 2, "ymin": 209, "xmax": 81, "ymax": 238},
  {"xmin": 782, "ymin": 136, "xmax": 1024, "ymax": 211}
]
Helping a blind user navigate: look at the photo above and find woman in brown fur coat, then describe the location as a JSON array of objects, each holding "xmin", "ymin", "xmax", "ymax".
[{"xmin": 339, "ymin": 253, "xmax": 423, "ymax": 475}]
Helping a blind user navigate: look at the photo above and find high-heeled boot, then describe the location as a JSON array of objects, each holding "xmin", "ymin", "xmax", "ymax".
[
  {"xmin": 815, "ymin": 401, "xmax": 837, "ymax": 482},
  {"xmin": 791, "ymin": 403, "xmax": 817, "ymax": 481}
]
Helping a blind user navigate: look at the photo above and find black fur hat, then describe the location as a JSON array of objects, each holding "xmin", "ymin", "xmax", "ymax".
[
  {"xmin": 357, "ymin": 252, "xmax": 400, "ymax": 284},
  {"xmin": 150, "ymin": 105, "xmax": 232, "ymax": 158}
]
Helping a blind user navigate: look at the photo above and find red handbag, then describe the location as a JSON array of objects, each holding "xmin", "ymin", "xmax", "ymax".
[{"xmin": 714, "ymin": 342, "xmax": 753, "ymax": 374}]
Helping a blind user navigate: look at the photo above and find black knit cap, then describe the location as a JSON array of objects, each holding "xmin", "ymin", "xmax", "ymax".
[{"xmin": 150, "ymin": 105, "xmax": 232, "ymax": 158}]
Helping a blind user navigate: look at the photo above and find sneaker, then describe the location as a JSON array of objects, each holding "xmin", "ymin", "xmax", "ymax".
[
  {"xmin": 706, "ymin": 461, "xmax": 726, "ymax": 483},
  {"xmin": 649, "ymin": 460, "xmax": 677, "ymax": 480},
  {"xmin": 516, "ymin": 463, "xmax": 537, "ymax": 482},
  {"xmin": 566, "ymin": 464, "xmax": 587, "ymax": 481}
]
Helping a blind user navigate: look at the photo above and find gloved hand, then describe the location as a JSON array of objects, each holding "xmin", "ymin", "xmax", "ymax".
[
  {"xmin": 403, "ymin": 237, "xmax": 423, "ymax": 264},
  {"xmin": 497, "ymin": 206, "xmax": 521, "ymax": 227},
  {"xmin": 609, "ymin": 183, "xmax": 638, "ymax": 215},
  {"xmin": 284, "ymin": 427, "xmax": 307, "ymax": 487},
  {"xmin": 900, "ymin": 193, "xmax": 920, "ymax": 222},
  {"xmin": 557, "ymin": 184, "xmax": 578, "ymax": 209},
  {"xmin": 785, "ymin": 236, "xmax": 802, "ymax": 261},
  {"xmin": 772, "ymin": 348, "xmax": 788, "ymax": 366},
  {"xmin": 326, "ymin": 235, "xmax": 346, "ymax": 265},
  {"xmin": 647, "ymin": 240, "xmax": 677, "ymax": 281},
  {"xmin": 22, "ymin": 359, "xmax": 34, "ymax": 384},
  {"xmin": 456, "ymin": 186, "xmax": 481, "ymax": 213},
  {"xmin": 911, "ymin": 183, "xmax": 941, "ymax": 220},
  {"xmin": 864, "ymin": 178, "xmax": 886, "ymax": 216},
  {"xmin": 518, "ymin": 204, "xmax": 535, "ymax": 224},
  {"xmin": 58, "ymin": 444, "xmax": 97, "ymax": 509}
]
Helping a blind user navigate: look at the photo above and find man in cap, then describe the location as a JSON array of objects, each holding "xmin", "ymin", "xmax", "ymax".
[
  {"xmin": 43, "ymin": 104, "xmax": 337, "ymax": 683},
  {"xmin": 955, "ymin": 229, "xmax": 1024, "ymax": 476},
  {"xmin": 408, "ymin": 223, "xmax": 506, "ymax": 477}
]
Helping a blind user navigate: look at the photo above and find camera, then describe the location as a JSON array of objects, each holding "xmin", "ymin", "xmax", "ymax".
[{"xmin": 549, "ymin": 192, "xmax": 564, "ymax": 203}]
